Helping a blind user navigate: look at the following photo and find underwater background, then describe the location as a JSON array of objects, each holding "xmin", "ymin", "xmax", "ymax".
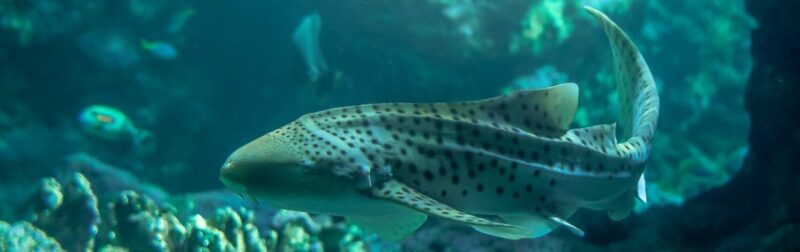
[{"xmin": 0, "ymin": 0, "xmax": 797, "ymax": 251}]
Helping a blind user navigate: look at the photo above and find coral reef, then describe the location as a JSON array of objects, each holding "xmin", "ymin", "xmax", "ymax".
[
  {"xmin": 510, "ymin": 0, "xmax": 573, "ymax": 55},
  {"xmin": 0, "ymin": 221, "xmax": 63, "ymax": 251},
  {"xmin": 66, "ymin": 153, "xmax": 169, "ymax": 203},
  {"xmin": 3, "ymin": 172, "xmax": 372, "ymax": 251},
  {"xmin": 20, "ymin": 173, "xmax": 100, "ymax": 251}
]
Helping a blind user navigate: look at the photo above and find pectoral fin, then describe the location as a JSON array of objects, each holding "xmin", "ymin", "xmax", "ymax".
[{"xmin": 373, "ymin": 180, "xmax": 532, "ymax": 239}]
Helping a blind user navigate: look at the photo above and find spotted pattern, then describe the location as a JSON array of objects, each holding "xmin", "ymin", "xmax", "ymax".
[{"xmin": 245, "ymin": 7, "xmax": 659, "ymax": 238}]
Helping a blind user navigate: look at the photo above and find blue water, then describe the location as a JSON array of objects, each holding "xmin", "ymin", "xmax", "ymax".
[{"xmin": 0, "ymin": 0, "xmax": 773, "ymax": 251}]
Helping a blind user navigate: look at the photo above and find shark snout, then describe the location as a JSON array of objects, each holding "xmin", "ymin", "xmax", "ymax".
[
  {"xmin": 219, "ymin": 134, "xmax": 309, "ymax": 196},
  {"xmin": 219, "ymin": 150, "xmax": 250, "ymax": 194}
]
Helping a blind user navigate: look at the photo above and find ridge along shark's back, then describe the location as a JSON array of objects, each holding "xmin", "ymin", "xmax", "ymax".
[{"xmin": 220, "ymin": 6, "xmax": 660, "ymax": 241}]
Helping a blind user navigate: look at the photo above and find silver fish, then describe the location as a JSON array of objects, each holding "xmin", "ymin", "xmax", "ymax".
[{"xmin": 220, "ymin": 6, "xmax": 659, "ymax": 241}]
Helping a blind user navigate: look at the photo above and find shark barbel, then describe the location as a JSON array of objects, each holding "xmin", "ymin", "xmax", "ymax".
[{"xmin": 220, "ymin": 6, "xmax": 659, "ymax": 241}]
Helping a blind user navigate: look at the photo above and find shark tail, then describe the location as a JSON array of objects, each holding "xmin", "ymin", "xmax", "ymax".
[
  {"xmin": 584, "ymin": 6, "xmax": 658, "ymax": 212},
  {"xmin": 584, "ymin": 6, "xmax": 659, "ymax": 165}
]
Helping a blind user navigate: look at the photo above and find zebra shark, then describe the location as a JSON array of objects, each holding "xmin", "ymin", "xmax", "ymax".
[{"xmin": 220, "ymin": 6, "xmax": 659, "ymax": 241}]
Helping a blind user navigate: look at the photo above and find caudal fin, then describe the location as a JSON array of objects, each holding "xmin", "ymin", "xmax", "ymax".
[{"xmin": 584, "ymin": 6, "xmax": 660, "ymax": 164}]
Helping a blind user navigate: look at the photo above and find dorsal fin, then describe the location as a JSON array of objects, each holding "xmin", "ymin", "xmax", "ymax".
[
  {"xmin": 480, "ymin": 83, "xmax": 578, "ymax": 133},
  {"xmin": 451, "ymin": 83, "xmax": 578, "ymax": 136}
]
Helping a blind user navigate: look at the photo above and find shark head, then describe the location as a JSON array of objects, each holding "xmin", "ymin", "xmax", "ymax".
[
  {"xmin": 220, "ymin": 122, "xmax": 384, "ymax": 215},
  {"xmin": 220, "ymin": 128, "xmax": 333, "ymax": 207}
]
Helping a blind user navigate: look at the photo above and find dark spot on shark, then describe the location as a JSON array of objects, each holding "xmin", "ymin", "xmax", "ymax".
[
  {"xmin": 443, "ymin": 150, "xmax": 453, "ymax": 158},
  {"xmin": 426, "ymin": 150, "xmax": 436, "ymax": 158},
  {"xmin": 516, "ymin": 150, "xmax": 526, "ymax": 159},
  {"xmin": 409, "ymin": 164, "xmax": 418, "ymax": 174},
  {"xmin": 456, "ymin": 136, "xmax": 466, "ymax": 145},
  {"xmin": 464, "ymin": 152, "xmax": 474, "ymax": 162},
  {"xmin": 450, "ymin": 162, "xmax": 459, "ymax": 170},
  {"xmin": 424, "ymin": 170, "xmax": 434, "ymax": 181}
]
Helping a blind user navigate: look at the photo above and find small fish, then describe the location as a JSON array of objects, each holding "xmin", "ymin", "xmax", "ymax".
[
  {"xmin": 140, "ymin": 39, "xmax": 177, "ymax": 60},
  {"xmin": 167, "ymin": 7, "xmax": 196, "ymax": 34},
  {"xmin": 78, "ymin": 105, "xmax": 155, "ymax": 152},
  {"xmin": 292, "ymin": 13, "xmax": 328, "ymax": 82},
  {"xmin": 79, "ymin": 105, "xmax": 136, "ymax": 141},
  {"xmin": 220, "ymin": 6, "xmax": 659, "ymax": 241}
]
